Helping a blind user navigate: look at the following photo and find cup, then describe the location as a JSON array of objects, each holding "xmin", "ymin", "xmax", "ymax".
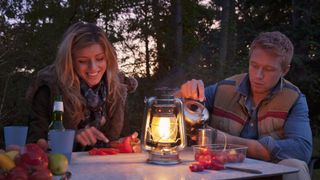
[
  {"xmin": 48, "ymin": 129, "xmax": 75, "ymax": 163},
  {"xmin": 197, "ymin": 128, "xmax": 214, "ymax": 146},
  {"xmin": 4, "ymin": 126, "xmax": 28, "ymax": 150}
]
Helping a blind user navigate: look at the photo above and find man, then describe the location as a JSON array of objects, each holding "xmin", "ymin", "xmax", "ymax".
[{"xmin": 176, "ymin": 31, "xmax": 312, "ymax": 180}]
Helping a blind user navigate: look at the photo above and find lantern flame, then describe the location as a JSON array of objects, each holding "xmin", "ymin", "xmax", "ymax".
[{"xmin": 151, "ymin": 116, "xmax": 177, "ymax": 143}]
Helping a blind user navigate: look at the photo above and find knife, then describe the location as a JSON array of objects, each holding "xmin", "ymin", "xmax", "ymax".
[{"xmin": 225, "ymin": 165, "xmax": 262, "ymax": 174}]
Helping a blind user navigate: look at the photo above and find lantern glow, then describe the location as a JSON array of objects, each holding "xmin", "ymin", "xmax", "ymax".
[
  {"xmin": 141, "ymin": 95, "xmax": 187, "ymax": 165},
  {"xmin": 151, "ymin": 116, "xmax": 177, "ymax": 143}
]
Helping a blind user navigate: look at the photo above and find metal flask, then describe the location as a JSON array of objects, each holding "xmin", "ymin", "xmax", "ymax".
[{"xmin": 183, "ymin": 99, "xmax": 209, "ymax": 134}]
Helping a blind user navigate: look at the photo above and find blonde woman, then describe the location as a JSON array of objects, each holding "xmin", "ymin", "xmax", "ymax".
[{"xmin": 26, "ymin": 22, "xmax": 139, "ymax": 151}]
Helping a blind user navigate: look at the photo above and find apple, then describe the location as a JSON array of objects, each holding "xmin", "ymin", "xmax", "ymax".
[
  {"xmin": 16, "ymin": 144, "xmax": 48, "ymax": 171},
  {"xmin": 48, "ymin": 153, "xmax": 68, "ymax": 175},
  {"xmin": 28, "ymin": 167, "xmax": 53, "ymax": 180},
  {"xmin": 5, "ymin": 150, "xmax": 19, "ymax": 161},
  {"xmin": 6, "ymin": 166, "xmax": 28, "ymax": 180}
]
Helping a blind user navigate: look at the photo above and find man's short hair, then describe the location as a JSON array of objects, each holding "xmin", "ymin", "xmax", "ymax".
[{"xmin": 249, "ymin": 31, "xmax": 294, "ymax": 69}]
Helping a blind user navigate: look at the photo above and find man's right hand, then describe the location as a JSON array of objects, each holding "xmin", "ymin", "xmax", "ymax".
[{"xmin": 175, "ymin": 79, "xmax": 205, "ymax": 102}]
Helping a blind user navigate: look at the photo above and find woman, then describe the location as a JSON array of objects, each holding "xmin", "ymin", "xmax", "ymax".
[{"xmin": 26, "ymin": 22, "xmax": 139, "ymax": 151}]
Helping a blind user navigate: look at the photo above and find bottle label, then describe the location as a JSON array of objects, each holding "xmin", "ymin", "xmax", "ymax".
[{"xmin": 53, "ymin": 102, "xmax": 64, "ymax": 111}]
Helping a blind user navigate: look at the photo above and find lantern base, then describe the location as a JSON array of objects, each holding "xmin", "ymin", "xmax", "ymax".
[{"xmin": 147, "ymin": 149, "xmax": 181, "ymax": 165}]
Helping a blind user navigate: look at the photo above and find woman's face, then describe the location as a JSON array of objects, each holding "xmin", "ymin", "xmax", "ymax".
[{"xmin": 73, "ymin": 44, "xmax": 107, "ymax": 87}]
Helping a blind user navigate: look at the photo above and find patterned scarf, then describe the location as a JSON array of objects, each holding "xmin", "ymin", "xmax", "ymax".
[{"xmin": 78, "ymin": 79, "xmax": 108, "ymax": 129}]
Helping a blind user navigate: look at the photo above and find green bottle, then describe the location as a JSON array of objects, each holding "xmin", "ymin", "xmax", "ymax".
[{"xmin": 49, "ymin": 95, "xmax": 65, "ymax": 130}]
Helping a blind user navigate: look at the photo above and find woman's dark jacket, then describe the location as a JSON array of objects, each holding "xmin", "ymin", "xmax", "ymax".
[{"xmin": 26, "ymin": 65, "xmax": 138, "ymax": 148}]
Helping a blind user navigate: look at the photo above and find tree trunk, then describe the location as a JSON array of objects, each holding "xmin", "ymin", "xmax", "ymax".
[
  {"xmin": 218, "ymin": 0, "xmax": 230, "ymax": 78},
  {"xmin": 144, "ymin": 1, "xmax": 151, "ymax": 78},
  {"xmin": 174, "ymin": 0, "xmax": 183, "ymax": 65},
  {"xmin": 152, "ymin": 0, "xmax": 165, "ymax": 76},
  {"xmin": 218, "ymin": 0, "xmax": 236, "ymax": 78},
  {"xmin": 227, "ymin": 0, "xmax": 236, "ymax": 66}
]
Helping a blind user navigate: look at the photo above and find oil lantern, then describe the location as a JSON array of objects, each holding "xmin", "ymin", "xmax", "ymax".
[{"xmin": 141, "ymin": 93, "xmax": 187, "ymax": 165}]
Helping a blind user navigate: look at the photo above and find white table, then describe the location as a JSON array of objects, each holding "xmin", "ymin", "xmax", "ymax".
[{"xmin": 67, "ymin": 149, "xmax": 298, "ymax": 180}]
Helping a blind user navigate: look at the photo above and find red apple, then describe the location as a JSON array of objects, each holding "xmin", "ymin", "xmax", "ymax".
[
  {"xmin": 6, "ymin": 166, "xmax": 28, "ymax": 180},
  {"xmin": 16, "ymin": 144, "xmax": 48, "ymax": 171},
  {"xmin": 28, "ymin": 167, "xmax": 53, "ymax": 180}
]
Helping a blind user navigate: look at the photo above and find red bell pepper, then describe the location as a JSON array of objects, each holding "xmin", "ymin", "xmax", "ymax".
[{"xmin": 88, "ymin": 148, "xmax": 119, "ymax": 155}]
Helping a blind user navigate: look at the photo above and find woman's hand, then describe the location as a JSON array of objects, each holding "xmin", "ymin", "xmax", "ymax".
[
  {"xmin": 175, "ymin": 79, "xmax": 205, "ymax": 102},
  {"xmin": 76, "ymin": 126, "xmax": 109, "ymax": 146},
  {"xmin": 130, "ymin": 132, "xmax": 142, "ymax": 153}
]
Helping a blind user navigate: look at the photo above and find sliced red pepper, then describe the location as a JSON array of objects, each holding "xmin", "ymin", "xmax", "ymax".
[
  {"xmin": 88, "ymin": 148, "xmax": 119, "ymax": 156},
  {"xmin": 99, "ymin": 148, "xmax": 119, "ymax": 155},
  {"xmin": 117, "ymin": 136, "xmax": 133, "ymax": 153},
  {"xmin": 111, "ymin": 133, "xmax": 141, "ymax": 153}
]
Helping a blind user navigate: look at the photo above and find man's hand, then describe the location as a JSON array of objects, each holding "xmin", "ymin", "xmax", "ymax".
[
  {"xmin": 76, "ymin": 126, "xmax": 109, "ymax": 146},
  {"xmin": 175, "ymin": 79, "xmax": 205, "ymax": 102}
]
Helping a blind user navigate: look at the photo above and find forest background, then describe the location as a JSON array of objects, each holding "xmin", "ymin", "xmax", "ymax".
[{"xmin": 0, "ymin": 0, "xmax": 319, "ymax": 173}]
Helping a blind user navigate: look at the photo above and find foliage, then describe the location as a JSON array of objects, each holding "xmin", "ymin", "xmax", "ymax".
[{"xmin": 0, "ymin": 1, "xmax": 320, "ymax": 149}]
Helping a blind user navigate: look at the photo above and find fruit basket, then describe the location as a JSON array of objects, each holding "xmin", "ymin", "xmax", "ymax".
[{"xmin": 193, "ymin": 144, "xmax": 247, "ymax": 164}]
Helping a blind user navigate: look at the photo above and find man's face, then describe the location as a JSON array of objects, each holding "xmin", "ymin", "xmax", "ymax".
[{"xmin": 249, "ymin": 48, "xmax": 289, "ymax": 97}]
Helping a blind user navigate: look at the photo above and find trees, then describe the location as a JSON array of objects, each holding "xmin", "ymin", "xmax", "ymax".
[{"xmin": 0, "ymin": 0, "xmax": 319, "ymax": 147}]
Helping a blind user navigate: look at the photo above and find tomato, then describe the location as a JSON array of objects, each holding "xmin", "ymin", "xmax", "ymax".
[
  {"xmin": 237, "ymin": 153, "xmax": 245, "ymax": 162},
  {"xmin": 210, "ymin": 160, "xmax": 225, "ymax": 170},
  {"xmin": 227, "ymin": 149, "xmax": 239, "ymax": 163},
  {"xmin": 199, "ymin": 147, "xmax": 211, "ymax": 155},
  {"xmin": 189, "ymin": 162, "xmax": 204, "ymax": 172},
  {"xmin": 214, "ymin": 151, "xmax": 228, "ymax": 164}
]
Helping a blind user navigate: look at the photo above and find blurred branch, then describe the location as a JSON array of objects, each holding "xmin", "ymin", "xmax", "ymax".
[
  {"xmin": 0, "ymin": 73, "xmax": 12, "ymax": 119},
  {"xmin": 0, "ymin": 50, "xmax": 9, "ymax": 67}
]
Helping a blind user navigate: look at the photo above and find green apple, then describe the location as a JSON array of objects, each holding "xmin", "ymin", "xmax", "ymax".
[{"xmin": 48, "ymin": 153, "xmax": 68, "ymax": 175}]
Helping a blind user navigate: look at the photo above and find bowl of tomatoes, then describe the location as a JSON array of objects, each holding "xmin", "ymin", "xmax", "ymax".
[{"xmin": 193, "ymin": 144, "xmax": 247, "ymax": 164}]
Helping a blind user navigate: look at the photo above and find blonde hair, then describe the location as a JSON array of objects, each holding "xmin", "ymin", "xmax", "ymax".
[
  {"xmin": 54, "ymin": 22, "xmax": 123, "ymax": 120},
  {"xmin": 249, "ymin": 31, "xmax": 294, "ymax": 69}
]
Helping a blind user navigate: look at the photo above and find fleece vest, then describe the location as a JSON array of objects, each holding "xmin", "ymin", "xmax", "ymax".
[{"xmin": 210, "ymin": 73, "xmax": 300, "ymax": 139}]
